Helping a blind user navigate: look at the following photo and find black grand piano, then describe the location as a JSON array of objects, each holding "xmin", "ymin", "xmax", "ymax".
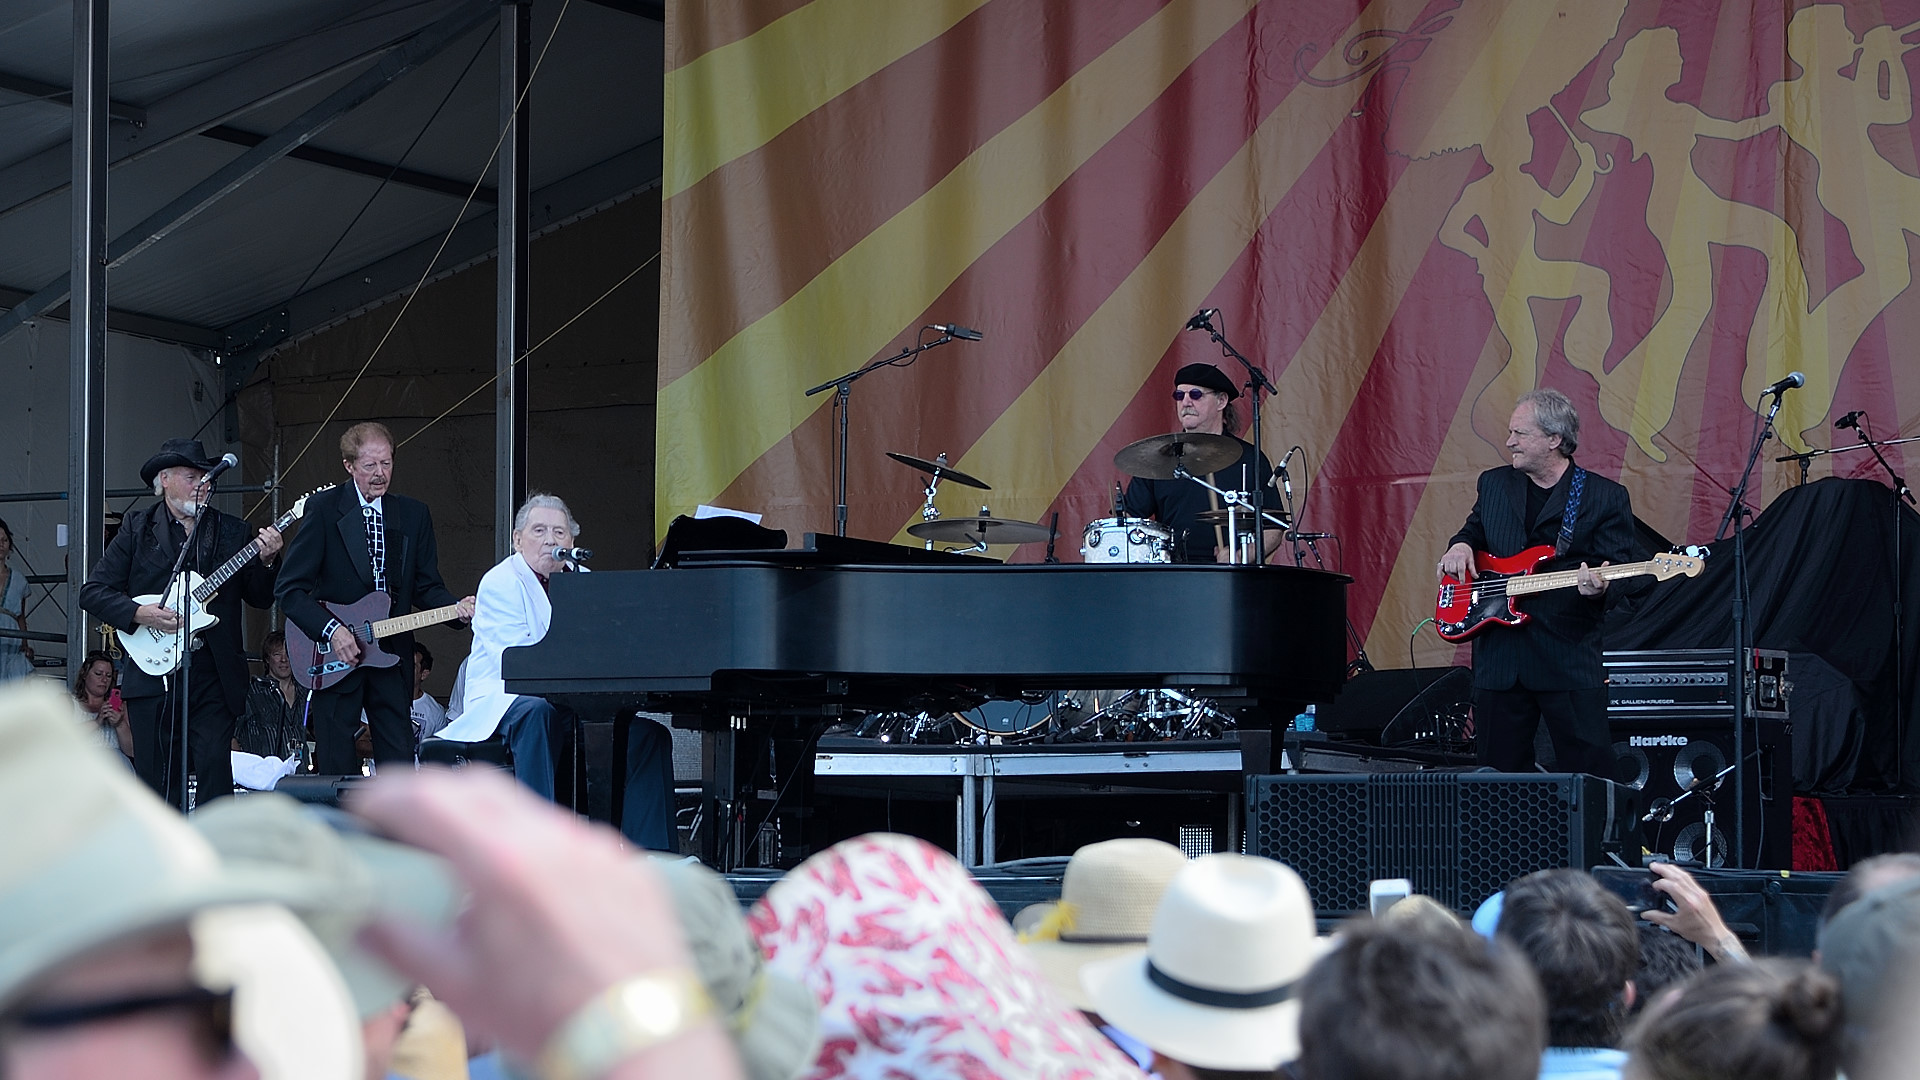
[{"xmin": 505, "ymin": 536, "xmax": 1350, "ymax": 863}]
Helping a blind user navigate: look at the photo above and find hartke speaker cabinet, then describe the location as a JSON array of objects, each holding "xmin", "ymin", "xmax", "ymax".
[
  {"xmin": 1246, "ymin": 773, "xmax": 1636, "ymax": 917},
  {"xmin": 1609, "ymin": 715, "xmax": 1792, "ymax": 869}
]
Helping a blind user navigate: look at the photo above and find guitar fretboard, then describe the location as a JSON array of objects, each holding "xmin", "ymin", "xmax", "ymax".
[
  {"xmin": 1503, "ymin": 558, "xmax": 1668, "ymax": 596},
  {"xmin": 354, "ymin": 604, "xmax": 464, "ymax": 640}
]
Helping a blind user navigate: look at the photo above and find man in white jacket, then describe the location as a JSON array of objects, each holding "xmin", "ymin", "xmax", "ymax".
[{"xmin": 437, "ymin": 494, "xmax": 676, "ymax": 849}]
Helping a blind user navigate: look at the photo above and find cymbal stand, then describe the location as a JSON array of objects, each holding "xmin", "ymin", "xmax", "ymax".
[
  {"xmin": 913, "ymin": 455, "xmax": 953, "ymax": 550},
  {"xmin": 1173, "ymin": 465, "xmax": 1287, "ymax": 564},
  {"xmin": 804, "ymin": 329, "xmax": 964, "ymax": 537}
]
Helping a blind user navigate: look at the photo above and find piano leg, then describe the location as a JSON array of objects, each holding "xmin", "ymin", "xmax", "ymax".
[{"xmin": 698, "ymin": 722, "xmax": 740, "ymax": 870}]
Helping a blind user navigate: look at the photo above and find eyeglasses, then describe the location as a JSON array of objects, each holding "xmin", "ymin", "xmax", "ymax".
[
  {"xmin": 9, "ymin": 986, "xmax": 236, "ymax": 1063},
  {"xmin": 1172, "ymin": 389, "xmax": 1217, "ymax": 402}
]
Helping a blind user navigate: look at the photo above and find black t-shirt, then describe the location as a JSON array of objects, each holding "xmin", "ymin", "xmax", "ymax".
[
  {"xmin": 1122, "ymin": 438, "xmax": 1281, "ymax": 563},
  {"xmin": 1524, "ymin": 473, "xmax": 1555, "ymax": 537}
]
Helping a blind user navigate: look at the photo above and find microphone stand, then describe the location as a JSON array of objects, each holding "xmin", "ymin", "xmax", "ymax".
[
  {"xmin": 1711, "ymin": 390, "xmax": 1786, "ymax": 867},
  {"xmin": 1195, "ymin": 314, "xmax": 1278, "ymax": 565},
  {"xmin": 805, "ymin": 330, "xmax": 961, "ymax": 537},
  {"xmin": 164, "ymin": 489, "xmax": 207, "ymax": 813},
  {"xmin": 1853, "ymin": 419, "xmax": 1913, "ymax": 779}
]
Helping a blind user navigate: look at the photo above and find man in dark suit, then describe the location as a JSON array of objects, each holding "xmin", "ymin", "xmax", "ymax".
[
  {"xmin": 80, "ymin": 438, "xmax": 283, "ymax": 807},
  {"xmin": 276, "ymin": 422, "xmax": 473, "ymax": 774},
  {"xmin": 1438, "ymin": 389, "xmax": 1639, "ymax": 776}
]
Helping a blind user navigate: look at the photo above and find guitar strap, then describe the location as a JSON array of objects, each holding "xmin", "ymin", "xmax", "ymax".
[{"xmin": 1555, "ymin": 466, "xmax": 1587, "ymax": 558}]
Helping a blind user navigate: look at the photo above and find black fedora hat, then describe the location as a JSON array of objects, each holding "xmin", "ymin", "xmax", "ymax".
[{"xmin": 139, "ymin": 438, "xmax": 218, "ymax": 487}]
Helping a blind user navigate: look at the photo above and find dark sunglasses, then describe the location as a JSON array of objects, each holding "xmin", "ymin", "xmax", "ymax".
[
  {"xmin": 1172, "ymin": 389, "xmax": 1217, "ymax": 402},
  {"xmin": 9, "ymin": 986, "xmax": 235, "ymax": 1062}
]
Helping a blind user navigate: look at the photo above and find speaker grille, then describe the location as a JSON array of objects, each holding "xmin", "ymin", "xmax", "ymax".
[{"xmin": 1248, "ymin": 776, "xmax": 1369, "ymax": 913}]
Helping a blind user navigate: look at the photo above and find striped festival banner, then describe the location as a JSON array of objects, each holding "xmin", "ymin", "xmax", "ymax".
[{"xmin": 660, "ymin": 0, "xmax": 1920, "ymax": 669}]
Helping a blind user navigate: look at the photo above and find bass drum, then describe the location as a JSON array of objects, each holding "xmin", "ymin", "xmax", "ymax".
[{"xmin": 1081, "ymin": 517, "xmax": 1172, "ymax": 564}]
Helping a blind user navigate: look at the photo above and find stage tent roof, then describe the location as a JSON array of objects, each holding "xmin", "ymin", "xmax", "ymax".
[{"xmin": 0, "ymin": 0, "xmax": 664, "ymax": 363}]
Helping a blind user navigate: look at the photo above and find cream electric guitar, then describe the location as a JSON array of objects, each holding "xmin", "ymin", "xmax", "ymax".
[{"xmin": 118, "ymin": 486, "xmax": 332, "ymax": 675}]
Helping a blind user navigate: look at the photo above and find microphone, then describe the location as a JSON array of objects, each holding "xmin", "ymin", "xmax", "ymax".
[
  {"xmin": 1185, "ymin": 308, "xmax": 1218, "ymax": 332},
  {"xmin": 549, "ymin": 546, "xmax": 593, "ymax": 563},
  {"xmin": 1835, "ymin": 410, "xmax": 1864, "ymax": 431},
  {"xmin": 1642, "ymin": 797, "xmax": 1675, "ymax": 824},
  {"xmin": 1275, "ymin": 446, "xmax": 1297, "ymax": 502},
  {"xmin": 198, "ymin": 453, "xmax": 239, "ymax": 486},
  {"xmin": 933, "ymin": 324, "xmax": 983, "ymax": 341},
  {"xmin": 1762, "ymin": 371, "xmax": 1805, "ymax": 397}
]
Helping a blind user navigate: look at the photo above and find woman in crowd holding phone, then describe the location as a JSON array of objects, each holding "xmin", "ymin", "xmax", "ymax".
[
  {"xmin": 0, "ymin": 518, "xmax": 33, "ymax": 683},
  {"xmin": 71, "ymin": 649, "xmax": 132, "ymax": 762}
]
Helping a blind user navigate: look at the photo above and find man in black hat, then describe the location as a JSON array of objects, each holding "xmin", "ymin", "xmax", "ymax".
[
  {"xmin": 80, "ymin": 438, "xmax": 283, "ymax": 807},
  {"xmin": 1123, "ymin": 363, "xmax": 1283, "ymax": 563}
]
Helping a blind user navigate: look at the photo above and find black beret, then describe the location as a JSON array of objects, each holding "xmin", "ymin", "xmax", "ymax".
[{"xmin": 1174, "ymin": 363, "xmax": 1238, "ymax": 400}]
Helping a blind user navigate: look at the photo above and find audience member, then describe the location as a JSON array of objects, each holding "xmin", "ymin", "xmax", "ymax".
[
  {"xmin": 236, "ymin": 631, "xmax": 308, "ymax": 762},
  {"xmin": 1815, "ymin": 852, "xmax": 1920, "ymax": 954},
  {"xmin": 1640, "ymin": 861, "xmax": 1748, "ymax": 964},
  {"xmin": 1497, "ymin": 869, "xmax": 1639, "ymax": 1079},
  {"xmin": 1018, "ymin": 838, "xmax": 1189, "ymax": 1069},
  {"xmin": 1629, "ymin": 927, "xmax": 1700, "ymax": 1016},
  {"xmin": 1083, "ymin": 853, "xmax": 1319, "ymax": 1080},
  {"xmin": 650, "ymin": 856, "xmax": 820, "ymax": 1080},
  {"xmin": 0, "ymin": 516, "xmax": 33, "ymax": 683},
  {"xmin": 748, "ymin": 832, "xmax": 1144, "ymax": 1080},
  {"xmin": 353, "ymin": 768, "xmax": 744, "ymax": 1079},
  {"xmin": 0, "ymin": 680, "xmax": 354, "ymax": 1080},
  {"xmin": 1623, "ymin": 960, "xmax": 1842, "ymax": 1080},
  {"xmin": 71, "ymin": 649, "xmax": 131, "ymax": 761},
  {"xmin": 410, "ymin": 642, "xmax": 448, "ymax": 749},
  {"xmin": 1294, "ymin": 916, "xmax": 1544, "ymax": 1080},
  {"xmin": 1815, "ymin": 872, "xmax": 1920, "ymax": 1076}
]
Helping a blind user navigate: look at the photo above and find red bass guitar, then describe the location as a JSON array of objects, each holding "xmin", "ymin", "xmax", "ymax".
[{"xmin": 1435, "ymin": 545, "xmax": 1705, "ymax": 643}]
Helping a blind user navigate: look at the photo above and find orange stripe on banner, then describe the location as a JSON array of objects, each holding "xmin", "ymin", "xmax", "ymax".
[
  {"xmin": 663, "ymin": 0, "xmax": 996, "ymax": 200},
  {"xmin": 657, "ymin": 0, "xmax": 1261, "ymax": 531},
  {"xmin": 661, "ymin": 0, "xmax": 1168, "ymax": 388}
]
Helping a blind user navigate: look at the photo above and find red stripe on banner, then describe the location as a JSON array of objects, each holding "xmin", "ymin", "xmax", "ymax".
[
  {"xmin": 667, "ymin": 0, "xmax": 817, "ymax": 73},
  {"xmin": 662, "ymin": 0, "xmax": 1172, "ymax": 384},
  {"xmin": 710, "ymin": 2, "xmax": 1369, "ymax": 536},
  {"xmin": 1685, "ymin": 243, "xmax": 1770, "ymax": 544},
  {"xmin": 1692, "ymin": 130, "xmax": 1863, "ymax": 311}
]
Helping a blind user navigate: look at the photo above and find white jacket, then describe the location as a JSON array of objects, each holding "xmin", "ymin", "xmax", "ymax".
[{"xmin": 437, "ymin": 552, "xmax": 577, "ymax": 742}]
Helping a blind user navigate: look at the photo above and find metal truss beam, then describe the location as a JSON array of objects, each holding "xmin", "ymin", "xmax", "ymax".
[
  {"xmin": 0, "ymin": 0, "xmax": 498, "ymax": 347},
  {"xmin": 197, "ymin": 124, "xmax": 496, "ymax": 203},
  {"xmin": 0, "ymin": 68, "xmax": 145, "ymax": 125},
  {"xmin": 0, "ymin": 284, "xmax": 223, "ymax": 349}
]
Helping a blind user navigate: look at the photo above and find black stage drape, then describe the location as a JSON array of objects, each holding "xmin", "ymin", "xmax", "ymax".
[{"xmin": 1606, "ymin": 478, "xmax": 1920, "ymax": 798}]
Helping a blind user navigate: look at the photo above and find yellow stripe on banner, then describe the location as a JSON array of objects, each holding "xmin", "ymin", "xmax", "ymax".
[
  {"xmin": 905, "ymin": 22, "xmax": 1398, "ymax": 541},
  {"xmin": 658, "ymin": 0, "xmax": 1261, "ymax": 526},
  {"xmin": 664, "ymin": 0, "xmax": 994, "ymax": 200}
]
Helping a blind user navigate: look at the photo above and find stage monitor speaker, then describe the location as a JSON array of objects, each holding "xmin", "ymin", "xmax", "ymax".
[
  {"xmin": 268, "ymin": 774, "xmax": 370, "ymax": 807},
  {"xmin": 1316, "ymin": 667, "xmax": 1469, "ymax": 739},
  {"xmin": 1609, "ymin": 714, "xmax": 1792, "ymax": 869},
  {"xmin": 1246, "ymin": 772, "xmax": 1635, "ymax": 917}
]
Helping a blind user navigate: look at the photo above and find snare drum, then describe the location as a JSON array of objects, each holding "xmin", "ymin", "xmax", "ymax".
[{"xmin": 1081, "ymin": 517, "xmax": 1173, "ymax": 564}]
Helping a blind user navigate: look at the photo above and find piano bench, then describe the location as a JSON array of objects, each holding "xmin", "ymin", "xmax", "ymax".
[{"xmin": 419, "ymin": 734, "xmax": 514, "ymax": 771}]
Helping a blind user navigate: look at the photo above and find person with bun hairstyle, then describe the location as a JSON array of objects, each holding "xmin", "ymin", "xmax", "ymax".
[{"xmin": 1623, "ymin": 961, "xmax": 1842, "ymax": 1080}]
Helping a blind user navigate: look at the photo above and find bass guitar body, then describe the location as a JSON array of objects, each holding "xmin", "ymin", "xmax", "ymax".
[
  {"xmin": 1434, "ymin": 545, "xmax": 1554, "ymax": 643},
  {"xmin": 119, "ymin": 573, "xmax": 217, "ymax": 676},
  {"xmin": 286, "ymin": 592, "xmax": 404, "ymax": 691}
]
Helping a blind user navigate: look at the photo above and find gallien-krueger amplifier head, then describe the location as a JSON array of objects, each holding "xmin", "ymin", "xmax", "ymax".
[{"xmin": 1603, "ymin": 649, "xmax": 1790, "ymax": 721}]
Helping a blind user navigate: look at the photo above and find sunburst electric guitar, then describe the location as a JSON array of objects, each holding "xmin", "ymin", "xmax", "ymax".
[
  {"xmin": 1435, "ymin": 546, "xmax": 1705, "ymax": 643},
  {"xmin": 118, "ymin": 486, "xmax": 333, "ymax": 675}
]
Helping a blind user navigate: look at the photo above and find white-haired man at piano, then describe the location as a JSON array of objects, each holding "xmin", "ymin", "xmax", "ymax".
[{"xmin": 437, "ymin": 494, "xmax": 678, "ymax": 850}]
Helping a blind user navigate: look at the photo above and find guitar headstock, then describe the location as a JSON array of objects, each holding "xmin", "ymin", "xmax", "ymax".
[
  {"xmin": 1649, "ymin": 551, "xmax": 1706, "ymax": 580},
  {"xmin": 277, "ymin": 483, "xmax": 337, "ymax": 529}
]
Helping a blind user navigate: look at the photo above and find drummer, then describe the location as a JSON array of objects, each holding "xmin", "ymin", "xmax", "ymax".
[{"xmin": 1123, "ymin": 362, "xmax": 1284, "ymax": 563}]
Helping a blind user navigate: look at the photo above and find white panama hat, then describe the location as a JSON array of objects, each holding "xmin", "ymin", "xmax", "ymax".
[
  {"xmin": 1081, "ymin": 853, "xmax": 1321, "ymax": 1071},
  {"xmin": 1016, "ymin": 837, "xmax": 1189, "ymax": 1011}
]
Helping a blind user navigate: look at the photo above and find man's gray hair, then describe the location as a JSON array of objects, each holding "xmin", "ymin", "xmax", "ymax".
[
  {"xmin": 512, "ymin": 493, "xmax": 580, "ymax": 538},
  {"xmin": 1519, "ymin": 388, "xmax": 1580, "ymax": 457}
]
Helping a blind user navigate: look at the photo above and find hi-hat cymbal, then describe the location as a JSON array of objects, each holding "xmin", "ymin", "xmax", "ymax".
[
  {"xmin": 906, "ymin": 516, "xmax": 1052, "ymax": 545},
  {"xmin": 1195, "ymin": 507, "xmax": 1291, "ymax": 531},
  {"xmin": 1112, "ymin": 432, "xmax": 1241, "ymax": 480},
  {"xmin": 886, "ymin": 451, "xmax": 991, "ymax": 490}
]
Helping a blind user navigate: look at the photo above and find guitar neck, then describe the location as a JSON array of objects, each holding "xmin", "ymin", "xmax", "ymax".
[
  {"xmin": 1505, "ymin": 559, "xmax": 1663, "ymax": 597},
  {"xmin": 192, "ymin": 540, "xmax": 262, "ymax": 602},
  {"xmin": 364, "ymin": 604, "xmax": 464, "ymax": 639}
]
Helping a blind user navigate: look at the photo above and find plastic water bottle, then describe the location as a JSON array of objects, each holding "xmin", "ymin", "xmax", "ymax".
[{"xmin": 1294, "ymin": 704, "xmax": 1316, "ymax": 732}]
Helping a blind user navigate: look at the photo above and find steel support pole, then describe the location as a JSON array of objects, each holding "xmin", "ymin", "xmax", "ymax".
[
  {"xmin": 494, "ymin": 0, "xmax": 530, "ymax": 559},
  {"xmin": 68, "ymin": 0, "xmax": 109, "ymax": 669}
]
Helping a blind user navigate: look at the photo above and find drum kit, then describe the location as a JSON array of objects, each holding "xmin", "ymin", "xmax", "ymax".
[{"xmin": 857, "ymin": 432, "xmax": 1299, "ymax": 745}]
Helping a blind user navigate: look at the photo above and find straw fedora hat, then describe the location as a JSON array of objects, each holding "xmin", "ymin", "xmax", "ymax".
[
  {"xmin": 1082, "ymin": 853, "xmax": 1321, "ymax": 1071},
  {"xmin": 1017, "ymin": 838, "xmax": 1189, "ymax": 1011},
  {"xmin": 0, "ymin": 681, "xmax": 318, "ymax": 1007}
]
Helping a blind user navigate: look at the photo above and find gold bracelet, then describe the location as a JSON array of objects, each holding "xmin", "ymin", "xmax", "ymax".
[{"xmin": 534, "ymin": 968, "xmax": 714, "ymax": 1080}]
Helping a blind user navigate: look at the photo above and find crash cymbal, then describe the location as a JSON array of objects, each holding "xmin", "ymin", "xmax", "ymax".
[
  {"xmin": 1112, "ymin": 432, "xmax": 1241, "ymax": 480},
  {"xmin": 886, "ymin": 451, "xmax": 991, "ymax": 489},
  {"xmin": 905, "ymin": 516, "xmax": 1053, "ymax": 545},
  {"xmin": 1195, "ymin": 507, "xmax": 1291, "ymax": 530}
]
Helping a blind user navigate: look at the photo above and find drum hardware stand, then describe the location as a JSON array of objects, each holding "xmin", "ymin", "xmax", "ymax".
[
  {"xmin": 1185, "ymin": 309, "xmax": 1279, "ymax": 564},
  {"xmin": 805, "ymin": 327, "xmax": 971, "ymax": 537},
  {"xmin": 913, "ymin": 454, "xmax": 954, "ymax": 550},
  {"xmin": 1172, "ymin": 465, "xmax": 1287, "ymax": 565}
]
